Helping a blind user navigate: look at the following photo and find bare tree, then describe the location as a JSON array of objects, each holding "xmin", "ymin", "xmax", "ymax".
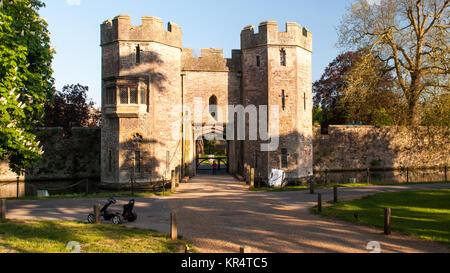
[{"xmin": 338, "ymin": 0, "xmax": 449, "ymax": 125}]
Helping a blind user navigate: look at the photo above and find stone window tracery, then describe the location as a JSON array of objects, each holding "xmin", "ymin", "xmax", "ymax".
[{"xmin": 120, "ymin": 87, "xmax": 128, "ymax": 104}]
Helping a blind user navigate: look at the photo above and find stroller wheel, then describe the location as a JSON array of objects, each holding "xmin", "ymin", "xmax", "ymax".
[
  {"xmin": 112, "ymin": 215, "xmax": 123, "ymax": 225},
  {"xmin": 87, "ymin": 214, "xmax": 95, "ymax": 224},
  {"xmin": 127, "ymin": 212, "xmax": 137, "ymax": 222}
]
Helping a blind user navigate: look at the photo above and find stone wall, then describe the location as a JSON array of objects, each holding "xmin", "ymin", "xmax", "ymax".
[
  {"xmin": 26, "ymin": 127, "xmax": 101, "ymax": 181},
  {"xmin": 313, "ymin": 125, "xmax": 450, "ymax": 172},
  {"xmin": 0, "ymin": 127, "xmax": 101, "ymax": 182},
  {"xmin": 0, "ymin": 127, "xmax": 101, "ymax": 198}
]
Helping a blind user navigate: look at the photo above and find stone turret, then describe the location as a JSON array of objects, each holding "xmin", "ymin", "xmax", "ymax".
[
  {"xmin": 241, "ymin": 21, "xmax": 312, "ymax": 52},
  {"xmin": 101, "ymin": 15, "xmax": 183, "ymax": 48},
  {"xmin": 240, "ymin": 20, "xmax": 313, "ymax": 182}
]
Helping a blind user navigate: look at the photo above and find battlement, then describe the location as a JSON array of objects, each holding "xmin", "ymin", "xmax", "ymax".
[
  {"xmin": 181, "ymin": 48, "xmax": 241, "ymax": 72},
  {"xmin": 101, "ymin": 15, "xmax": 182, "ymax": 48},
  {"xmin": 241, "ymin": 21, "xmax": 312, "ymax": 52}
]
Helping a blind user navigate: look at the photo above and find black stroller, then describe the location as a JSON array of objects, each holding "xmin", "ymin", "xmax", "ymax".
[{"xmin": 88, "ymin": 198, "xmax": 137, "ymax": 225}]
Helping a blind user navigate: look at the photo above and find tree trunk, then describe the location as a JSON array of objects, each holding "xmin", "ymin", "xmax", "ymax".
[
  {"xmin": 406, "ymin": 75, "xmax": 421, "ymax": 126},
  {"xmin": 407, "ymin": 100, "xmax": 420, "ymax": 126}
]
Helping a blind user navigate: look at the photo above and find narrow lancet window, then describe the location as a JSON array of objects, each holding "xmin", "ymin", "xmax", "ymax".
[
  {"xmin": 134, "ymin": 151, "xmax": 141, "ymax": 174},
  {"xmin": 108, "ymin": 150, "xmax": 112, "ymax": 173},
  {"xmin": 280, "ymin": 49, "xmax": 286, "ymax": 66},
  {"xmin": 136, "ymin": 45, "xmax": 141, "ymax": 64},
  {"xmin": 281, "ymin": 149, "xmax": 288, "ymax": 169}
]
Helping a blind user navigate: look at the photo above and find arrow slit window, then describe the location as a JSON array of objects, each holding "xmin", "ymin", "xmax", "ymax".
[{"xmin": 280, "ymin": 49, "xmax": 286, "ymax": 66}]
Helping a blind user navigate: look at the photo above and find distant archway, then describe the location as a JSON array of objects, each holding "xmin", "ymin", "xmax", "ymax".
[
  {"xmin": 194, "ymin": 124, "xmax": 229, "ymax": 174},
  {"xmin": 209, "ymin": 95, "xmax": 218, "ymax": 120}
]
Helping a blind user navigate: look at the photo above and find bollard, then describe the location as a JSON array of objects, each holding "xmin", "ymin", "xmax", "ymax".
[
  {"xmin": 171, "ymin": 213, "xmax": 178, "ymax": 240},
  {"xmin": 171, "ymin": 170, "xmax": 176, "ymax": 193},
  {"xmin": 333, "ymin": 186, "xmax": 338, "ymax": 203},
  {"xmin": 250, "ymin": 168, "xmax": 255, "ymax": 189},
  {"xmin": 94, "ymin": 204, "xmax": 101, "ymax": 224},
  {"xmin": 406, "ymin": 167, "xmax": 410, "ymax": 183},
  {"xmin": 445, "ymin": 166, "xmax": 448, "ymax": 183},
  {"xmin": 318, "ymin": 193, "xmax": 322, "ymax": 213},
  {"xmin": 16, "ymin": 176, "xmax": 20, "ymax": 200},
  {"xmin": 85, "ymin": 179, "xmax": 89, "ymax": 197},
  {"xmin": 0, "ymin": 199, "xmax": 6, "ymax": 220},
  {"xmin": 240, "ymin": 246, "xmax": 250, "ymax": 253},
  {"xmin": 384, "ymin": 208, "xmax": 391, "ymax": 235},
  {"xmin": 310, "ymin": 181, "xmax": 315, "ymax": 194}
]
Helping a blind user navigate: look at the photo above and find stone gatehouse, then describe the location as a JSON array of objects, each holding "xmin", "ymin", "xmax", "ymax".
[{"xmin": 100, "ymin": 15, "xmax": 313, "ymax": 188}]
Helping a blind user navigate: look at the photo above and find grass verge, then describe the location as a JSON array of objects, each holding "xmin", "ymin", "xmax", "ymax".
[
  {"xmin": 311, "ymin": 189, "xmax": 450, "ymax": 247},
  {"xmin": 0, "ymin": 220, "xmax": 193, "ymax": 253},
  {"xmin": 250, "ymin": 181, "xmax": 448, "ymax": 192}
]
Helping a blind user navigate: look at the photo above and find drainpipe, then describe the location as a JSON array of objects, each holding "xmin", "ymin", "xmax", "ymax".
[{"xmin": 181, "ymin": 72, "xmax": 186, "ymax": 178}]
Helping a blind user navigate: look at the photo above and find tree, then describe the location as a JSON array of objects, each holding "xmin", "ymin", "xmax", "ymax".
[
  {"xmin": 339, "ymin": 53, "xmax": 405, "ymax": 126},
  {"xmin": 421, "ymin": 92, "xmax": 450, "ymax": 126},
  {"xmin": 314, "ymin": 50, "xmax": 402, "ymax": 126},
  {"xmin": 313, "ymin": 51, "xmax": 361, "ymax": 125},
  {"xmin": 44, "ymin": 84, "xmax": 100, "ymax": 130},
  {"xmin": 0, "ymin": 0, "xmax": 54, "ymax": 174},
  {"xmin": 338, "ymin": 0, "xmax": 449, "ymax": 125}
]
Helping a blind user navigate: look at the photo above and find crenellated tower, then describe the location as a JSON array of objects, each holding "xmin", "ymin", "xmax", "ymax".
[
  {"xmin": 100, "ymin": 15, "xmax": 183, "ymax": 188},
  {"xmin": 240, "ymin": 21, "xmax": 313, "ymax": 182}
]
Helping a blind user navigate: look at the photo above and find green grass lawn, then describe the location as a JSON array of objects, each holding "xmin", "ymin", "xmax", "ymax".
[
  {"xmin": 0, "ymin": 220, "xmax": 193, "ymax": 253},
  {"xmin": 10, "ymin": 191, "xmax": 173, "ymax": 201},
  {"xmin": 312, "ymin": 189, "xmax": 450, "ymax": 247},
  {"xmin": 250, "ymin": 185, "xmax": 310, "ymax": 192},
  {"xmin": 250, "ymin": 181, "xmax": 448, "ymax": 192}
]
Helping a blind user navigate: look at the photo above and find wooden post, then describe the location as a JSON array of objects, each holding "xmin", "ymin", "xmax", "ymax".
[
  {"xmin": 384, "ymin": 208, "xmax": 391, "ymax": 235},
  {"xmin": 16, "ymin": 176, "xmax": 20, "ymax": 200},
  {"xmin": 94, "ymin": 204, "xmax": 101, "ymax": 224},
  {"xmin": 366, "ymin": 169, "xmax": 370, "ymax": 184},
  {"xmin": 250, "ymin": 168, "xmax": 255, "ymax": 188},
  {"xmin": 318, "ymin": 193, "xmax": 322, "ymax": 213},
  {"xmin": 85, "ymin": 179, "xmax": 89, "ymax": 197},
  {"xmin": 333, "ymin": 186, "xmax": 338, "ymax": 203},
  {"xmin": 444, "ymin": 165, "xmax": 448, "ymax": 183},
  {"xmin": 406, "ymin": 167, "xmax": 409, "ymax": 183},
  {"xmin": 0, "ymin": 199, "xmax": 6, "ymax": 220},
  {"xmin": 309, "ymin": 181, "xmax": 315, "ymax": 194},
  {"xmin": 240, "ymin": 246, "xmax": 250, "ymax": 253},
  {"xmin": 171, "ymin": 170, "xmax": 176, "ymax": 193},
  {"xmin": 171, "ymin": 213, "xmax": 178, "ymax": 240}
]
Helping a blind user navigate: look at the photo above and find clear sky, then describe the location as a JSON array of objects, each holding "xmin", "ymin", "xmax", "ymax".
[{"xmin": 39, "ymin": 0, "xmax": 355, "ymax": 105}]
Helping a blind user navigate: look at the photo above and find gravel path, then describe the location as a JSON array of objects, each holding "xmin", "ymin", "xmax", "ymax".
[
  {"xmin": 166, "ymin": 174, "xmax": 450, "ymax": 253},
  {"xmin": 5, "ymin": 174, "xmax": 450, "ymax": 253}
]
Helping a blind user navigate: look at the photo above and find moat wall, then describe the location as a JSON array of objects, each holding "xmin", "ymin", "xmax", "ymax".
[
  {"xmin": 314, "ymin": 126, "xmax": 449, "ymax": 171},
  {"xmin": 1, "ymin": 125, "xmax": 449, "ymax": 197},
  {"xmin": 0, "ymin": 127, "xmax": 101, "ymax": 198}
]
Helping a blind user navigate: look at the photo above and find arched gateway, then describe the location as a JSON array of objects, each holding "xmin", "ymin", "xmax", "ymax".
[{"xmin": 100, "ymin": 15, "xmax": 313, "ymax": 189}]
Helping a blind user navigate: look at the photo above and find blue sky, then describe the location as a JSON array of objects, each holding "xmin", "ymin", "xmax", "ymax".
[{"xmin": 40, "ymin": 0, "xmax": 355, "ymax": 105}]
